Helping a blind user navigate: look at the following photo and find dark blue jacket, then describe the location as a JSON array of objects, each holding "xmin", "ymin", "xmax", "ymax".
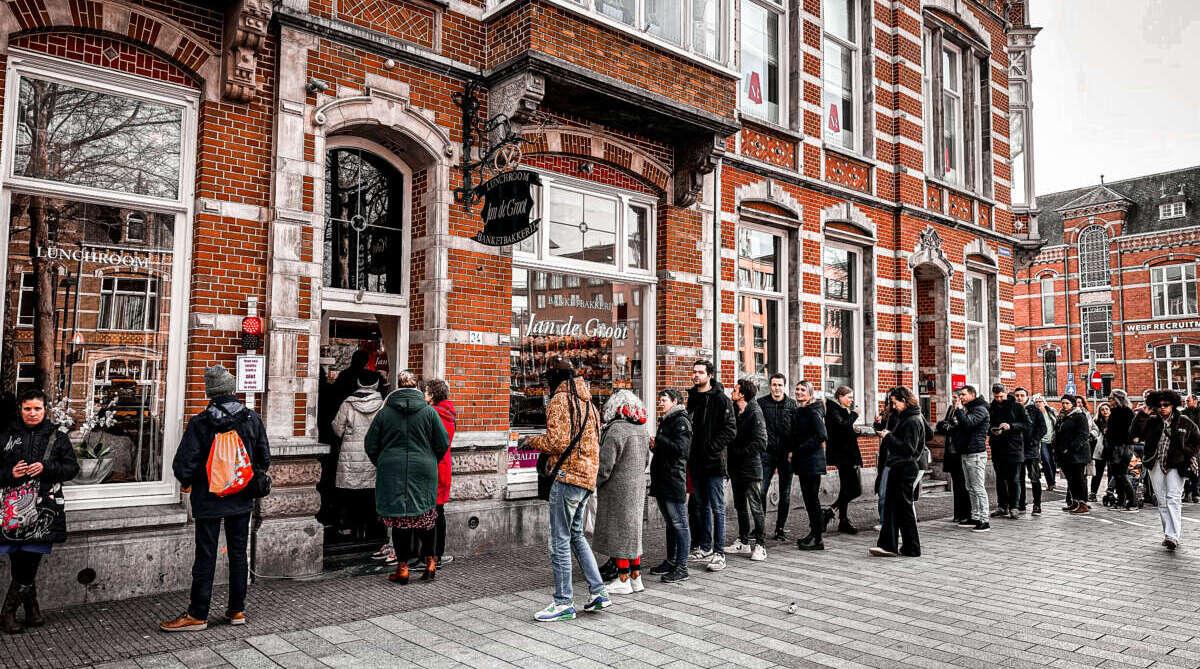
[
  {"xmin": 790, "ymin": 401, "xmax": 828, "ymax": 477},
  {"xmin": 173, "ymin": 396, "xmax": 271, "ymax": 519},
  {"xmin": 940, "ymin": 397, "xmax": 990, "ymax": 456}
]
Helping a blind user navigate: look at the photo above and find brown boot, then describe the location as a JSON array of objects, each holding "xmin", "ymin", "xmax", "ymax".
[
  {"xmin": 2, "ymin": 583, "xmax": 23, "ymax": 634},
  {"xmin": 421, "ymin": 556, "xmax": 437, "ymax": 581},
  {"xmin": 387, "ymin": 563, "xmax": 410, "ymax": 585},
  {"xmin": 19, "ymin": 584, "xmax": 44, "ymax": 627}
]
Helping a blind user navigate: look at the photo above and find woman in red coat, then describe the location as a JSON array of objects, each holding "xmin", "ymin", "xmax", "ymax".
[{"xmin": 424, "ymin": 379, "xmax": 456, "ymax": 564}]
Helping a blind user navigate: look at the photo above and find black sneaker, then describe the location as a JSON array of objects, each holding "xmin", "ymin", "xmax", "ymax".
[
  {"xmin": 797, "ymin": 536, "xmax": 825, "ymax": 551},
  {"xmin": 837, "ymin": 520, "xmax": 858, "ymax": 535},
  {"xmin": 661, "ymin": 568, "xmax": 689, "ymax": 584},
  {"xmin": 1163, "ymin": 538, "xmax": 1179, "ymax": 551},
  {"xmin": 989, "ymin": 508, "xmax": 1008, "ymax": 518},
  {"xmin": 956, "ymin": 519, "xmax": 977, "ymax": 528},
  {"xmin": 647, "ymin": 561, "xmax": 674, "ymax": 576},
  {"xmin": 971, "ymin": 521, "xmax": 991, "ymax": 533},
  {"xmin": 772, "ymin": 528, "xmax": 791, "ymax": 541},
  {"xmin": 1031, "ymin": 505, "xmax": 1042, "ymax": 516},
  {"xmin": 1088, "ymin": 493, "xmax": 1097, "ymax": 502}
]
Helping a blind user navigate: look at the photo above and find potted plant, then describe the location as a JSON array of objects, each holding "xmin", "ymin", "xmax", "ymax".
[
  {"xmin": 74, "ymin": 440, "xmax": 116, "ymax": 484},
  {"xmin": 58, "ymin": 398, "xmax": 119, "ymax": 485}
]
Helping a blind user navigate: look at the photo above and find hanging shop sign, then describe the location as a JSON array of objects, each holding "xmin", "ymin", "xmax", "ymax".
[{"xmin": 472, "ymin": 169, "xmax": 541, "ymax": 246}]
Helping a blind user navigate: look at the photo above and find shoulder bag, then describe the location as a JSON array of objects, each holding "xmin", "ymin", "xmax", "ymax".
[
  {"xmin": 0, "ymin": 434, "xmax": 56, "ymax": 542},
  {"xmin": 536, "ymin": 401, "xmax": 591, "ymax": 501}
]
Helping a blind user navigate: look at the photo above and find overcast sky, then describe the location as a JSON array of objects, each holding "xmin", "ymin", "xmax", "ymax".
[{"xmin": 1029, "ymin": 0, "xmax": 1200, "ymax": 195}]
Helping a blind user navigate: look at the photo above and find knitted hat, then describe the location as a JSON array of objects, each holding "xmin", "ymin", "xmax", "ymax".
[{"xmin": 205, "ymin": 364, "xmax": 236, "ymax": 399}]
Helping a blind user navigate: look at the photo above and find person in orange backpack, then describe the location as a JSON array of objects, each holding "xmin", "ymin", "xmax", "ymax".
[{"xmin": 161, "ymin": 365, "xmax": 270, "ymax": 632}]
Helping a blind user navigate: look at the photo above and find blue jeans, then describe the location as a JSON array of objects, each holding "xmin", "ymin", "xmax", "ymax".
[
  {"xmin": 548, "ymin": 481, "xmax": 605, "ymax": 605},
  {"xmin": 961, "ymin": 452, "xmax": 989, "ymax": 522},
  {"xmin": 656, "ymin": 497, "xmax": 690, "ymax": 569},
  {"xmin": 692, "ymin": 474, "xmax": 727, "ymax": 554}
]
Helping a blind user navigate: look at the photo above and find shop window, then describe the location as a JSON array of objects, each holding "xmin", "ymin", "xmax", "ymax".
[
  {"xmin": 823, "ymin": 244, "xmax": 862, "ymax": 395},
  {"xmin": 1151, "ymin": 264, "xmax": 1198, "ymax": 317},
  {"xmin": 1040, "ymin": 276, "xmax": 1054, "ymax": 325},
  {"xmin": 1042, "ymin": 350, "xmax": 1058, "ymax": 397},
  {"xmin": 1080, "ymin": 305, "xmax": 1113, "ymax": 360},
  {"xmin": 1160, "ymin": 202, "xmax": 1186, "ymax": 220},
  {"xmin": 742, "ymin": 0, "xmax": 783, "ymax": 124},
  {"xmin": 324, "ymin": 148, "xmax": 405, "ymax": 294},
  {"xmin": 964, "ymin": 272, "xmax": 990, "ymax": 390},
  {"xmin": 1155, "ymin": 344, "xmax": 1200, "ymax": 395},
  {"xmin": 1077, "ymin": 226, "xmax": 1110, "ymax": 289},
  {"xmin": 823, "ymin": 0, "xmax": 859, "ymax": 149},
  {"xmin": 737, "ymin": 226, "xmax": 785, "ymax": 378},
  {"xmin": 98, "ymin": 276, "xmax": 160, "ymax": 331}
]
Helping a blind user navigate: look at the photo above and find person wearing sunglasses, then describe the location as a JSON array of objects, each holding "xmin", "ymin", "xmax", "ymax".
[{"xmin": 1130, "ymin": 390, "xmax": 1200, "ymax": 551}]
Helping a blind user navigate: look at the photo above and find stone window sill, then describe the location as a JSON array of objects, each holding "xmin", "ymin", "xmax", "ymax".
[{"xmin": 68, "ymin": 503, "xmax": 188, "ymax": 533}]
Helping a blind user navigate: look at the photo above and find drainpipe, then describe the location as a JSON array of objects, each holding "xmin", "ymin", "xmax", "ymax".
[
  {"xmin": 1117, "ymin": 243, "xmax": 1129, "ymax": 390},
  {"xmin": 1062, "ymin": 252, "xmax": 1073, "ymax": 392},
  {"xmin": 712, "ymin": 158, "xmax": 724, "ymax": 381}
]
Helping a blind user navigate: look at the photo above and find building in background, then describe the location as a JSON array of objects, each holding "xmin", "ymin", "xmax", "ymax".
[
  {"xmin": 1015, "ymin": 166, "xmax": 1200, "ymax": 400},
  {"xmin": 0, "ymin": 0, "xmax": 1038, "ymax": 606}
]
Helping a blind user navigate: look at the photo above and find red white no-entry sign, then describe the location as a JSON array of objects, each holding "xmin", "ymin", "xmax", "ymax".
[{"xmin": 1089, "ymin": 370, "xmax": 1103, "ymax": 391}]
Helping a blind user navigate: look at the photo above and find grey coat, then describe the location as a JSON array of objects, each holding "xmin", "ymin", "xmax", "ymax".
[{"xmin": 592, "ymin": 418, "xmax": 649, "ymax": 559}]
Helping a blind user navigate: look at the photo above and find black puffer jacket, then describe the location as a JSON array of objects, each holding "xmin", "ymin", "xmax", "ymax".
[
  {"xmin": 1053, "ymin": 409, "xmax": 1092, "ymax": 465},
  {"xmin": 0, "ymin": 419, "xmax": 79, "ymax": 545},
  {"xmin": 881, "ymin": 406, "xmax": 930, "ymax": 467},
  {"xmin": 1131, "ymin": 411, "xmax": 1200, "ymax": 475},
  {"xmin": 790, "ymin": 401, "xmax": 828, "ymax": 477},
  {"xmin": 757, "ymin": 395, "xmax": 796, "ymax": 457},
  {"xmin": 824, "ymin": 398, "xmax": 861, "ymax": 467},
  {"xmin": 1104, "ymin": 405, "xmax": 1134, "ymax": 464},
  {"xmin": 173, "ymin": 396, "xmax": 272, "ymax": 519},
  {"xmin": 650, "ymin": 405, "xmax": 691, "ymax": 501},
  {"xmin": 939, "ymin": 397, "xmax": 990, "ymax": 455},
  {"xmin": 988, "ymin": 397, "xmax": 1030, "ymax": 463},
  {"xmin": 1026, "ymin": 404, "xmax": 1053, "ymax": 460},
  {"xmin": 728, "ymin": 400, "xmax": 767, "ymax": 481},
  {"xmin": 687, "ymin": 382, "xmax": 736, "ymax": 477}
]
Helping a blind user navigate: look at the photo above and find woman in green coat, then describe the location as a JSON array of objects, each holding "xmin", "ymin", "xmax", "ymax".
[{"xmin": 365, "ymin": 371, "xmax": 449, "ymax": 584}]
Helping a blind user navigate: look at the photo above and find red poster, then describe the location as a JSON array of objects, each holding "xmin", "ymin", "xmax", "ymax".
[
  {"xmin": 951, "ymin": 374, "xmax": 967, "ymax": 391},
  {"xmin": 827, "ymin": 103, "xmax": 840, "ymax": 133},
  {"xmin": 747, "ymin": 72, "xmax": 763, "ymax": 105}
]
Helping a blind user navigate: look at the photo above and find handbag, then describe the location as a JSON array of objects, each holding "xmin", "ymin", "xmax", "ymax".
[
  {"xmin": 536, "ymin": 401, "xmax": 591, "ymax": 501},
  {"xmin": 0, "ymin": 435, "xmax": 55, "ymax": 542}
]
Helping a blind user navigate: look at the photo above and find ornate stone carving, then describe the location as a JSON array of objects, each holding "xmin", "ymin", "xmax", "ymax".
[
  {"xmin": 674, "ymin": 134, "xmax": 724, "ymax": 207},
  {"xmin": 452, "ymin": 451, "xmax": 503, "ymax": 474},
  {"xmin": 489, "ymin": 71, "xmax": 545, "ymax": 128},
  {"xmin": 268, "ymin": 459, "xmax": 322, "ymax": 487},
  {"xmin": 909, "ymin": 226, "xmax": 954, "ymax": 277},
  {"xmin": 451, "ymin": 477, "xmax": 499, "ymax": 500},
  {"xmin": 223, "ymin": 0, "xmax": 272, "ymax": 104}
]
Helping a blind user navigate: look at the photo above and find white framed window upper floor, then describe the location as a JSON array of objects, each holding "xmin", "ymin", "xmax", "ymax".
[
  {"xmin": 922, "ymin": 22, "xmax": 991, "ymax": 195},
  {"xmin": 822, "ymin": 0, "xmax": 862, "ymax": 152},
  {"xmin": 1160, "ymin": 202, "xmax": 1186, "ymax": 220},
  {"xmin": 1150, "ymin": 263, "xmax": 1198, "ymax": 318},
  {"xmin": 740, "ymin": 0, "xmax": 786, "ymax": 125},
  {"xmin": 0, "ymin": 49, "xmax": 199, "ymax": 510}
]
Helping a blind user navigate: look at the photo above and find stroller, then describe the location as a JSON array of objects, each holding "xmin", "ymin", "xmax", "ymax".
[{"xmin": 1101, "ymin": 451, "xmax": 1151, "ymax": 509}]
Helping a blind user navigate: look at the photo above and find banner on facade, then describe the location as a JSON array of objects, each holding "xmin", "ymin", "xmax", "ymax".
[{"xmin": 473, "ymin": 170, "xmax": 541, "ymax": 246}]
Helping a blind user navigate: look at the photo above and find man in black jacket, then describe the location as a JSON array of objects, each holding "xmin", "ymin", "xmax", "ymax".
[
  {"xmin": 686, "ymin": 360, "xmax": 736, "ymax": 573},
  {"xmin": 988, "ymin": 384, "xmax": 1030, "ymax": 520},
  {"xmin": 1131, "ymin": 390, "xmax": 1200, "ymax": 549},
  {"xmin": 757, "ymin": 373, "xmax": 796, "ymax": 540},
  {"xmin": 727, "ymin": 378, "xmax": 768, "ymax": 561},
  {"xmin": 791, "ymin": 381, "xmax": 829, "ymax": 550},
  {"xmin": 162, "ymin": 365, "xmax": 272, "ymax": 632},
  {"xmin": 1017, "ymin": 388, "xmax": 1045, "ymax": 516},
  {"xmin": 940, "ymin": 385, "xmax": 992, "ymax": 532}
]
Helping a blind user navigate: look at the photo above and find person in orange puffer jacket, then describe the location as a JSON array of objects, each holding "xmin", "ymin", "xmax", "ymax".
[{"xmin": 424, "ymin": 379, "xmax": 456, "ymax": 566}]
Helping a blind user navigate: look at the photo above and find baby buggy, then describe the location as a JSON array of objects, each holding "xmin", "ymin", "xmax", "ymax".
[{"xmin": 1101, "ymin": 453, "xmax": 1150, "ymax": 509}]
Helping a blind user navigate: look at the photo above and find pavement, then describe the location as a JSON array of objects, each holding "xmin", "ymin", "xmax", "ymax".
[{"xmin": 7, "ymin": 486, "xmax": 1200, "ymax": 668}]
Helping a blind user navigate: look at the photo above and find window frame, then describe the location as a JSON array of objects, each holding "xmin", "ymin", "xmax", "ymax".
[
  {"xmin": 1039, "ymin": 276, "xmax": 1054, "ymax": 325},
  {"xmin": 98, "ymin": 275, "xmax": 161, "ymax": 332},
  {"xmin": 735, "ymin": 221, "xmax": 788, "ymax": 379},
  {"xmin": 0, "ymin": 50, "xmax": 199, "ymax": 510},
  {"xmin": 1159, "ymin": 201, "xmax": 1186, "ymax": 220},
  {"xmin": 964, "ymin": 271, "xmax": 990, "ymax": 391},
  {"xmin": 822, "ymin": 0, "xmax": 860, "ymax": 151},
  {"xmin": 822, "ymin": 240, "xmax": 864, "ymax": 403},
  {"xmin": 940, "ymin": 42, "xmax": 965, "ymax": 186},
  {"xmin": 1080, "ymin": 304, "xmax": 1114, "ymax": 361},
  {"xmin": 1154, "ymin": 344, "xmax": 1200, "ymax": 395},
  {"xmin": 740, "ymin": 0, "xmax": 787, "ymax": 125},
  {"xmin": 1150, "ymin": 263, "xmax": 1198, "ymax": 318},
  {"xmin": 1041, "ymin": 349, "xmax": 1058, "ymax": 397},
  {"xmin": 1077, "ymin": 226, "xmax": 1111, "ymax": 290}
]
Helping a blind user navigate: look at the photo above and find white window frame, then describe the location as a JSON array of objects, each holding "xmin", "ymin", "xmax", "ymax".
[
  {"xmin": 1150, "ymin": 263, "xmax": 1198, "ymax": 318},
  {"xmin": 1042, "ymin": 349, "xmax": 1058, "ymax": 397},
  {"xmin": 735, "ymin": 221, "xmax": 788, "ymax": 379},
  {"xmin": 922, "ymin": 28, "xmax": 934, "ymax": 174},
  {"xmin": 941, "ymin": 42, "xmax": 965, "ymax": 186},
  {"xmin": 1160, "ymin": 201, "xmax": 1186, "ymax": 220},
  {"xmin": 0, "ymin": 50, "xmax": 198, "ymax": 510},
  {"xmin": 1154, "ymin": 344, "xmax": 1200, "ymax": 395},
  {"xmin": 964, "ymin": 272, "xmax": 989, "ymax": 391},
  {"xmin": 822, "ymin": 0, "xmax": 860, "ymax": 151},
  {"xmin": 1077, "ymin": 226, "xmax": 1111, "ymax": 290},
  {"xmin": 1080, "ymin": 305, "xmax": 1113, "ymax": 361},
  {"xmin": 98, "ymin": 276, "xmax": 160, "ymax": 332},
  {"xmin": 1040, "ymin": 276, "xmax": 1054, "ymax": 325},
  {"xmin": 740, "ymin": 0, "xmax": 787, "ymax": 126},
  {"xmin": 822, "ymin": 241, "xmax": 864, "ymax": 405},
  {"xmin": 16, "ymin": 271, "xmax": 35, "ymax": 328}
]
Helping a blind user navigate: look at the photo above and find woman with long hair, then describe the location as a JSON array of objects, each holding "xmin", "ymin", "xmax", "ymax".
[
  {"xmin": 1090, "ymin": 402, "xmax": 1112, "ymax": 501},
  {"xmin": 870, "ymin": 387, "xmax": 929, "ymax": 558}
]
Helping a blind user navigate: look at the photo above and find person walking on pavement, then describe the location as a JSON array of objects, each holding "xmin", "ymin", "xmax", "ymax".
[
  {"xmin": 934, "ymin": 402, "xmax": 971, "ymax": 526},
  {"xmin": 1130, "ymin": 390, "xmax": 1200, "ymax": 550},
  {"xmin": 988, "ymin": 384, "xmax": 1030, "ymax": 520},
  {"xmin": 870, "ymin": 387, "xmax": 929, "ymax": 558},
  {"xmin": 757, "ymin": 374, "xmax": 796, "ymax": 541},
  {"xmin": 1105, "ymin": 390, "xmax": 1137, "ymax": 511},
  {"xmin": 823, "ymin": 386, "xmax": 862, "ymax": 535},
  {"xmin": 526, "ymin": 356, "xmax": 608, "ymax": 621},
  {"xmin": 1030, "ymin": 394, "xmax": 1058, "ymax": 491},
  {"xmin": 331, "ymin": 370, "xmax": 385, "ymax": 553},
  {"xmin": 1017, "ymin": 389, "xmax": 1045, "ymax": 516},
  {"xmin": 1, "ymin": 389, "xmax": 79, "ymax": 635},
  {"xmin": 1054, "ymin": 395, "xmax": 1093, "ymax": 515},
  {"xmin": 939, "ymin": 386, "xmax": 991, "ymax": 532},
  {"xmin": 424, "ymin": 379, "xmax": 456, "ymax": 567},
  {"xmin": 1181, "ymin": 395, "xmax": 1200, "ymax": 503},
  {"xmin": 593, "ymin": 390, "xmax": 650, "ymax": 595},
  {"xmin": 366, "ymin": 370, "xmax": 449, "ymax": 586},
  {"xmin": 161, "ymin": 366, "xmax": 271, "ymax": 632},
  {"xmin": 792, "ymin": 381, "xmax": 829, "ymax": 550},
  {"xmin": 725, "ymin": 378, "xmax": 768, "ymax": 561},
  {"xmin": 648, "ymin": 389, "xmax": 692, "ymax": 584},
  {"xmin": 1090, "ymin": 403, "xmax": 1113, "ymax": 502},
  {"xmin": 686, "ymin": 360, "xmax": 736, "ymax": 573}
]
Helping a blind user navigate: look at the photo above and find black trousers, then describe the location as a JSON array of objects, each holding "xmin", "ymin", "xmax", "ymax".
[
  {"xmin": 1090, "ymin": 460, "xmax": 1108, "ymax": 495},
  {"xmin": 392, "ymin": 525, "xmax": 436, "ymax": 562},
  {"xmin": 1018, "ymin": 458, "xmax": 1042, "ymax": 509},
  {"xmin": 434, "ymin": 504, "xmax": 447, "ymax": 558},
  {"xmin": 993, "ymin": 460, "xmax": 1022, "ymax": 511},
  {"xmin": 944, "ymin": 452, "xmax": 970, "ymax": 520},
  {"xmin": 1062, "ymin": 462, "xmax": 1088, "ymax": 505},
  {"xmin": 796, "ymin": 474, "xmax": 823, "ymax": 540},
  {"xmin": 731, "ymin": 476, "xmax": 765, "ymax": 544},
  {"xmin": 1111, "ymin": 466, "xmax": 1136, "ymax": 507},
  {"xmin": 832, "ymin": 465, "xmax": 861, "ymax": 518},
  {"xmin": 7, "ymin": 552, "xmax": 42, "ymax": 586},
  {"xmin": 761, "ymin": 452, "xmax": 793, "ymax": 532},
  {"xmin": 877, "ymin": 461, "xmax": 920, "ymax": 555},
  {"xmin": 189, "ymin": 512, "xmax": 251, "ymax": 620}
]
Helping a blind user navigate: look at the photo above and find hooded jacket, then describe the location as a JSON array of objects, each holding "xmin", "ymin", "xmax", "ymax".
[
  {"xmin": 790, "ymin": 400, "xmax": 828, "ymax": 477},
  {"xmin": 728, "ymin": 399, "xmax": 767, "ymax": 481},
  {"xmin": 988, "ymin": 396, "xmax": 1030, "ymax": 463},
  {"xmin": 824, "ymin": 398, "xmax": 861, "ymax": 467},
  {"xmin": 940, "ymin": 397, "xmax": 990, "ymax": 456},
  {"xmin": 881, "ymin": 406, "xmax": 930, "ymax": 468},
  {"xmin": 686, "ymin": 381, "xmax": 736, "ymax": 477},
  {"xmin": 1053, "ymin": 407, "xmax": 1092, "ymax": 465},
  {"xmin": 526, "ymin": 377, "xmax": 601, "ymax": 492},
  {"xmin": 173, "ymin": 396, "xmax": 271, "ymax": 519},
  {"xmin": 1131, "ymin": 409, "xmax": 1200, "ymax": 474},
  {"xmin": 1104, "ymin": 404, "xmax": 1134, "ymax": 464},
  {"xmin": 331, "ymin": 388, "xmax": 385, "ymax": 490},
  {"xmin": 433, "ymin": 400, "xmax": 457, "ymax": 505},
  {"xmin": 0, "ymin": 418, "xmax": 79, "ymax": 545},
  {"xmin": 650, "ymin": 405, "xmax": 691, "ymax": 501},
  {"xmin": 757, "ymin": 394, "xmax": 796, "ymax": 457},
  {"xmin": 365, "ymin": 388, "xmax": 450, "ymax": 517}
]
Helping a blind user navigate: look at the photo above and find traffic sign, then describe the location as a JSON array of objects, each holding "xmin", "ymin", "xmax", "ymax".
[
  {"xmin": 1089, "ymin": 370, "xmax": 1103, "ymax": 391},
  {"xmin": 1064, "ymin": 382, "xmax": 1077, "ymax": 396}
]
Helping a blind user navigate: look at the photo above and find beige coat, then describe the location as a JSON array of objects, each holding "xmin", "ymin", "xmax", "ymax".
[
  {"xmin": 527, "ymin": 378, "xmax": 600, "ymax": 492},
  {"xmin": 332, "ymin": 389, "xmax": 384, "ymax": 489}
]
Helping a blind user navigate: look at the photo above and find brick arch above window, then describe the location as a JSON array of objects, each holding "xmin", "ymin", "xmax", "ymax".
[
  {"xmin": 922, "ymin": 1, "xmax": 989, "ymax": 46},
  {"xmin": 734, "ymin": 178, "xmax": 802, "ymax": 220},
  {"xmin": 1143, "ymin": 254, "xmax": 1200, "ymax": 269},
  {"xmin": 519, "ymin": 125, "xmax": 671, "ymax": 195},
  {"xmin": 820, "ymin": 201, "xmax": 874, "ymax": 240}
]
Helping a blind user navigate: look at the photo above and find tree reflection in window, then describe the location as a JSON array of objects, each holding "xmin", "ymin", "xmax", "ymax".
[{"xmin": 324, "ymin": 149, "xmax": 404, "ymax": 294}]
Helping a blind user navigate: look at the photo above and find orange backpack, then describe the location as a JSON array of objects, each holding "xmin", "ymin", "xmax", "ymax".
[{"xmin": 207, "ymin": 429, "xmax": 254, "ymax": 497}]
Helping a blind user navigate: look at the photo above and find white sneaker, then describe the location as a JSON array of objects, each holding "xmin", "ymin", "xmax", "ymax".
[
  {"xmin": 706, "ymin": 554, "xmax": 727, "ymax": 572},
  {"xmin": 723, "ymin": 539, "xmax": 752, "ymax": 555},
  {"xmin": 630, "ymin": 575, "xmax": 645, "ymax": 592},
  {"xmin": 607, "ymin": 577, "xmax": 634, "ymax": 595},
  {"xmin": 688, "ymin": 548, "xmax": 713, "ymax": 561},
  {"xmin": 749, "ymin": 543, "xmax": 767, "ymax": 561}
]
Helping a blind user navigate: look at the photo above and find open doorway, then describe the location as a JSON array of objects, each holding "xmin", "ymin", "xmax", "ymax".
[{"xmin": 913, "ymin": 264, "xmax": 949, "ymax": 422}]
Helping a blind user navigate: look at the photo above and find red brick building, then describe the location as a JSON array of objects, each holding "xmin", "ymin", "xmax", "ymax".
[
  {"xmin": 1015, "ymin": 166, "xmax": 1200, "ymax": 401},
  {"xmin": 0, "ymin": 0, "xmax": 1039, "ymax": 604}
]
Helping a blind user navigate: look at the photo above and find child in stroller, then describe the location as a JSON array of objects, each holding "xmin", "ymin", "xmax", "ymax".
[{"xmin": 1102, "ymin": 443, "xmax": 1149, "ymax": 510}]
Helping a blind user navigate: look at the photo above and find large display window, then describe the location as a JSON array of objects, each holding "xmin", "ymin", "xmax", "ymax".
[{"xmin": 0, "ymin": 51, "xmax": 198, "ymax": 508}]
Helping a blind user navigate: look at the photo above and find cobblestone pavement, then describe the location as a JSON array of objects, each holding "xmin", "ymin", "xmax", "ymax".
[{"xmin": 11, "ymin": 490, "xmax": 1200, "ymax": 668}]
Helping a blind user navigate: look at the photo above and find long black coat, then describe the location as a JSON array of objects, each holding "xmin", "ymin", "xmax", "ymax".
[
  {"xmin": 824, "ymin": 398, "xmax": 861, "ymax": 468},
  {"xmin": 790, "ymin": 401, "xmax": 828, "ymax": 477},
  {"xmin": 1104, "ymin": 405, "xmax": 1134, "ymax": 463},
  {"xmin": 687, "ymin": 382, "xmax": 736, "ymax": 477},
  {"xmin": 881, "ymin": 406, "xmax": 930, "ymax": 468},
  {"xmin": 173, "ymin": 396, "xmax": 272, "ymax": 519},
  {"xmin": 0, "ymin": 419, "xmax": 79, "ymax": 545},
  {"xmin": 1131, "ymin": 410, "xmax": 1200, "ymax": 475},
  {"xmin": 728, "ymin": 400, "xmax": 767, "ymax": 481},
  {"xmin": 988, "ymin": 397, "xmax": 1030, "ymax": 464},
  {"xmin": 650, "ymin": 406, "xmax": 691, "ymax": 501},
  {"xmin": 1053, "ymin": 409, "xmax": 1092, "ymax": 465}
]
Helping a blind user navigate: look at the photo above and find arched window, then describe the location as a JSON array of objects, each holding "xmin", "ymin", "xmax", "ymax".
[
  {"xmin": 1077, "ymin": 226, "xmax": 1110, "ymax": 289},
  {"xmin": 324, "ymin": 148, "xmax": 404, "ymax": 294}
]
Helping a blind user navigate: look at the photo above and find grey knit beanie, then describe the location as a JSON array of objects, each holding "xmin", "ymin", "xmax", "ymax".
[{"xmin": 205, "ymin": 364, "xmax": 236, "ymax": 399}]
